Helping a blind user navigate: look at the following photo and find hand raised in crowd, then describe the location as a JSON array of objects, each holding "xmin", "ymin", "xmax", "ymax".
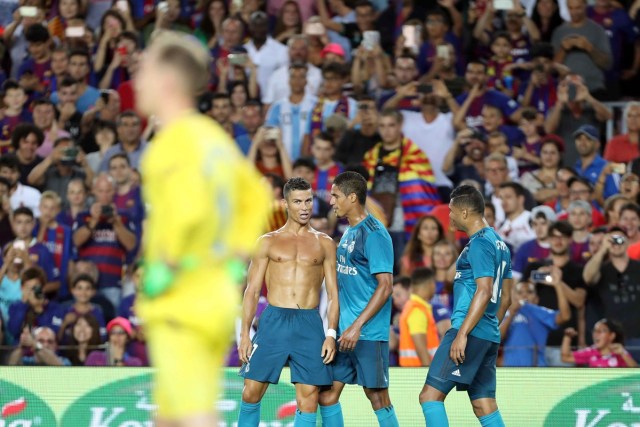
[
  {"xmin": 397, "ymin": 81, "xmax": 418, "ymax": 98},
  {"xmin": 432, "ymin": 79, "xmax": 451, "ymax": 99},
  {"xmin": 468, "ymin": 83, "xmax": 483, "ymax": 100},
  {"xmin": 19, "ymin": 327, "xmax": 34, "ymax": 349},
  {"xmin": 564, "ymin": 327, "xmax": 578, "ymax": 338},
  {"xmin": 609, "ymin": 343, "xmax": 628, "ymax": 355}
]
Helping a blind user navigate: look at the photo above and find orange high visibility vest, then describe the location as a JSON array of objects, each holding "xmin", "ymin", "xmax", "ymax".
[{"xmin": 399, "ymin": 294, "xmax": 440, "ymax": 367}]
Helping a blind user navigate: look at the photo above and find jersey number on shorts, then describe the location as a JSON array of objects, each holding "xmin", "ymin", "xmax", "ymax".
[{"xmin": 491, "ymin": 261, "xmax": 507, "ymax": 303}]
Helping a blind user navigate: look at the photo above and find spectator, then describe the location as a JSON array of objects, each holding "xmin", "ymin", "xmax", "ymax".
[
  {"xmin": 99, "ymin": 111, "xmax": 147, "ymax": 172},
  {"xmin": 443, "ymin": 129, "xmax": 489, "ymax": 188},
  {"xmin": 32, "ymin": 98, "xmax": 71, "ymax": 158},
  {"xmin": 34, "ymin": 191, "xmax": 74, "ymax": 301},
  {"xmin": 72, "ymin": 173, "xmax": 137, "ymax": 310},
  {"xmin": 108, "ymin": 154, "xmax": 144, "ymax": 226},
  {"xmin": 7, "ymin": 207, "xmax": 59, "ymax": 296},
  {"xmin": 513, "ymin": 205, "xmax": 556, "ymax": 281},
  {"xmin": 142, "ymin": 0, "xmax": 190, "ymax": 44},
  {"xmin": 63, "ymin": 313, "xmax": 102, "ymax": 366},
  {"xmin": 93, "ymin": 10, "xmax": 129, "ymax": 84},
  {"xmin": 27, "ymin": 136, "xmax": 94, "ymax": 203},
  {"xmin": 472, "ymin": 104, "xmax": 524, "ymax": 148},
  {"xmin": 316, "ymin": 0, "xmax": 379, "ymax": 52},
  {"xmin": 19, "ymin": 23, "xmax": 52, "ymax": 94},
  {"xmin": 398, "ymin": 267, "xmax": 441, "ymax": 367},
  {"xmin": 3, "ymin": 2, "xmax": 45, "ymax": 81},
  {"xmin": 210, "ymin": 16, "xmax": 244, "ymax": 75},
  {"xmin": 363, "ymin": 109, "xmax": 441, "ymax": 266},
  {"xmin": 217, "ymin": 49, "xmax": 259, "ymax": 112},
  {"xmin": 98, "ymin": 31, "xmax": 139, "ymax": 91},
  {"xmin": 431, "ymin": 240, "xmax": 457, "ymax": 309},
  {"xmin": 265, "ymin": 62, "xmax": 317, "ymax": 161},
  {"xmin": 497, "ymin": 182, "xmax": 536, "ymax": 252},
  {"xmin": 525, "ymin": 220, "xmax": 588, "ymax": 365},
  {"xmin": 117, "ymin": 261, "xmax": 147, "ymax": 365},
  {"xmin": 263, "ymin": 35, "xmax": 322, "ymax": 106},
  {"xmin": 86, "ymin": 120, "xmax": 117, "ymax": 174},
  {"xmin": 58, "ymin": 178, "xmax": 88, "ymax": 228},
  {"xmin": 562, "ymin": 319, "xmax": 638, "ymax": 367},
  {"xmin": 248, "ymin": 126, "xmax": 292, "ymax": 180},
  {"xmin": 0, "ymin": 177, "xmax": 14, "ymax": 247},
  {"xmin": 56, "ymin": 77, "xmax": 83, "ymax": 142},
  {"xmin": 194, "ymin": 0, "xmax": 229, "ymax": 48},
  {"xmin": 310, "ymin": 131, "xmax": 342, "ymax": 203},
  {"xmin": 350, "ymin": 32, "xmax": 391, "ymax": 98},
  {"xmin": 454, "ymin": 60, "xmax": 521, "ymax": 130},
  {"xmin": 80, "ymin": 90, "xmax": 122, "ymax": 155},
  {"xmin": 380, "ymin": 55, "xmax": 420, "ymax": 112},
  {"xmin": 552, "ymin": 0, "xmax": 612, "ymax": 97},
  {"xmin": 201, "ymin": 92, "xmax": 253, "ymax": 155},
  {"xmin": 514, "ymin": 108, "xmax": 543, "ymax": 174},
  {"xmin": 226, "ymin": 82, "xmax": 253, "ymax": 124},
  {"xmin": 401, "ymin": 81, "xmax": 458, "ymax": 192},
  {"xmin": 51, "ymin": 50, "xmax": 101, "ymax": 114},
  {"xmin": 239, "ymin": 100, "xmax": 264, "ymax": 142},
  {"xmin": 544, "ymin": 75, "xmax": 612, "ymax": 167},
  {"xmin": 47, "ymin": 47, "xmax": 69, "ymax": 94},
  {"xmin": 604, "ymin": 194, "xmax": 631, "ymax": 228},
  {"xmin": 485, "ymin": 153, "xmax": 513, "ymax": 224},
  {"xmin": 485, "ymin": 133, "xmax": 519, "ymax": 184},
  {"xmin": 400, "ymin": 216, "xmax": 444, "ymax": 276},
  {"xmin": 304, "ymin": 62, "xmax": 357, "ymax": 151},
  {"xmin": 57, "ymin": 273, "xmax": 106, "ymax": 343},
  {"xmin": 85, "ymin": 316, "xmax": 142, "ymax": 366},
  {"xmin": 587, "ymin": 0, "xmax": 640, "ymax": 99},
  {"xmin": 7, "ymin": 266, "xmax": 61, "ymax": 342},
  {"xmin": 521, "ymin": 136, "xmax": 563, "ymax": 204},
  {"xmin": 565, "ymin": 200, "xmax": 591, "ymax": 265},
  {"xmin": 47, "ymin": 0, "xmax": 81, "ymax": 42},
  {"xmin": 620, "ymin": 174, "xmax": 640, "ymax": 206},
  {"xmin": 604, "ymin": 102, "xmax": 640, "ymax": 164},
  {"xmin": 335, "ymin": 95, "xmax": 380, "ymax": 165},
  {"xmin": 501, "ymin": 278, "xmax": 571, "ymax": 367},
  {"xmin": 532, "ymin": 0, "xmax": 565, "ymax": 42},
  {"xmin": 7, "ymin": 326, "xmax": 70, "ymax": 366},
  {"xmin": 562, "ymin": 176, "xmax": 606, "ymax": 228},
  {"xmin": 0, "ymin": 81, "xmax": 33, "ymax": 150},
  {"xmin": 571, "ymin": 124, "xmax": 618, "ymax": 201},
  {"xmin": 0, "ymin": 244, "xmax": 27, "ymax": 327},
  {"xmin": 0, "ymin": 154, "xmax": 41, "ymax": 216},
  {"xmin": 244, "ymin": 11, "xmax": 289, "ymax": 95},
  {"xmin": 73, "ymin": 259, "xmax": 115, "ymax": 322},
  {"xmin": 11, "ymin": 123, "xmax": 45, "ymax": 185},
  {"xmin": 619, "ymin": 203, "xmax": 640, "ymax": 245}
]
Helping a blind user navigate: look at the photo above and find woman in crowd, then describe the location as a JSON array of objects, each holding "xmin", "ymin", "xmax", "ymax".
[
  {"xmin": 562, "ymin": 319, "xmax": 638, "ymax": 368},
  {"xmin": 85, "ymin": 120, "xmax": 117, "ymax": 173},
  {"xmin": 520, "ymin": 136, "xmax": 563, "ymax": 204},
  {"xmin": 64, "ymin": 313, "xmax": 103, "ymax": 366},
  {"xmin": 195, "ymin": 0, "xmax": 229, "ymax": 48},
  {"xmin": 531, "ymin": 0, "xmax": 564, "ymax": 43},
  {"xmin": 248, "ymin": 126, "xmax": 292, "ymax": 180},
  {"xmin": 400, "ymin": 215, "xmax": 444, "ymax": 276},
  {"xmin": 86, "ymin": 317, "xmax": 143, "ymax": 366},
  {"xmin": 273, "ymin": 0, "xmax": 302, "ymax": 44},
  {"xmin": 432, "ymin": 240, "xmax": 457, "ymax": 310}
]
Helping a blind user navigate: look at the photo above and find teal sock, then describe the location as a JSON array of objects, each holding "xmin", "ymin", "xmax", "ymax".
[
  {"xmin": 237, "ymin": 401, "xmax": 261, "ymax": 427},
  {"xmin": 320, "ymin": 403, "xmax": 344, "ymax": 427},
  {"xmin": 421, "ymin": 401, "xmax": 449, "ymax": 427},
  {"xmin": 479, "ymin": 410, "xmax": 505, "ymax": 427},
  {"xmin": 294, "ymin": 409, "xmax": 317, "ymax": 427},
  {"xmin": 374, "ymin": 405, "xmax": 400, "ymax": 427}
]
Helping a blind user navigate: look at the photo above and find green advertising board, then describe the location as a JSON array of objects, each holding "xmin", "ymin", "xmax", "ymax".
[{"xmin": 0, "ymin": 368, "xmax": 637, "ymax": 426}]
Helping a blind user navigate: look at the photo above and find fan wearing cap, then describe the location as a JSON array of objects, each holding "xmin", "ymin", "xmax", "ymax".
[
  {"xmin": 573, "ymin": 124, "xmax": 620, "ymax": 202},
  {"xmin": 512, "ymin": 206, "xmax": 556, "ymax": 282},
  {"xmin": 584, "ymin": 226, "xmax": 640, "ymax": 361},
  {"xmin": 85, "ymin": 317, "xmax": 142, "ymax": 366}
]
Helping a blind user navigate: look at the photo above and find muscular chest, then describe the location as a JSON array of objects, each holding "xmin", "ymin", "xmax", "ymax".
[{"xmin": 269, "ymin": 238, "xmax": 323, "ymax": 266}]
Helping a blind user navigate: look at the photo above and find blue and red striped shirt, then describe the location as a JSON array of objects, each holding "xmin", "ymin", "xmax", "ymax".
[{"xmin": 33, "ymin": 222, "xmax": 76, "ymax": 300}]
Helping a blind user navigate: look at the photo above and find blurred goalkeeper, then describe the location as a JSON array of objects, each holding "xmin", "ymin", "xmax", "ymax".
[{"xmin": 134, "ymin": 31, "xmax": 270, "ymax": 427}]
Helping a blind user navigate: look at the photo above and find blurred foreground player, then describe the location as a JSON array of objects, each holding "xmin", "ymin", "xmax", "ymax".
[
  {"xmin": 134, "ymin": 31, "xmax": 270, "ymax": 427},
  {"xmin": 420, "ymin": 185, "xmax": 513, "ymax": 427}
]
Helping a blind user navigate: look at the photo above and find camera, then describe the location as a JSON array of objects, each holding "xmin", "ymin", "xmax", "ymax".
[
  {"xmin": 417, "ymin": 84, "xmax": 433, "ymax": 94},
  {"xmin": 33, "ymin": 286, "xmax": 44, "ymax": 299},
  {"xmin": 531, "ymin": 270, "xmax": 552, "ymax": 284},
  {"xmin": 61, "ymin": 147, "xmax": 79, "ymax": 165},
  {"xmin": 611, "ymin": 235, "xmax": 626, "ymax": 245},
  {"xmin": 101, "ymin": 205, "xmax": 114, "ymax": 217},
  {"xmin": 228, "ymin": 53, "xmax": 248, "ymax": 66}
]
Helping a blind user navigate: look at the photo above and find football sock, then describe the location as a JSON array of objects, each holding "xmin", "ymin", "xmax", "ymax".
[
  {"xmin": 479, "ymin": 410, "xmax": 505, "ymax": 427},
  {"xmin": 375, "ymin": 405, "xmax": 400, "ymax": 427},
  {"xmin": 294, "ymin": 409, "xmax": 317, "ymax": 426},
  {"xmin": 237, "ymin": 400, "xmax": 261, "ymax": 427},
  {"xmin": 422, "ymin": 401, "xmax": 450, "ymax": 427},
  {"xmin": 320, "ymin": 402, "xmax": 344, "ymax": 427}
]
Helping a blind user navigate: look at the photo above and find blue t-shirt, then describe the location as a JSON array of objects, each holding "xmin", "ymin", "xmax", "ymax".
[
  {"xmin": 503, "ymin": 302, "xmax": 558, "ymax": 366},
  {"xmin": 0, "ymin": 275, "xmax": 21, "ymax": 324},
  {"xmin": 336, "ymin": 215, "xmax": 393, "ymax": 341},
  {"xmin": 432, "ymin": 302, "xmax": 451, "ymax": 324},
  {"xmin": 451, "ymin": 227, "xmax": 512, "ymax": 343},
  {"xmin": 233, "ymin": 123, "xmax": 252, "ymax": 155}
]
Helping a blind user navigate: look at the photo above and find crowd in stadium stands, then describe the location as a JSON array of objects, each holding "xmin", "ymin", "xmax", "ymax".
[{"xmin": 0, "ymin": 0, "xmax": 639, "ymax": 369}]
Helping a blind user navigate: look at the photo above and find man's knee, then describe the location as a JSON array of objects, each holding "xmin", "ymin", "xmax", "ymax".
[
  {"xmin": 296, "ymin": 385, "xmax": 319, "ymax": 413},
  {"xmin": 363, "ymin": 388, "xmax": 391, "ymax": 410},
  {"xmin": 242, "ymin": 380, "xmax": 268, "ymax": 404},
  {"xmin": 471, "ymin": 398, "xmax": 498, "ymax": 418},
  {"xmin": 419, "ymin": 385, "xmax": 446, "ymax": 404},
  {"xmin": 319, "ymin": 384, "xmax": 342, "ymax": 407}
]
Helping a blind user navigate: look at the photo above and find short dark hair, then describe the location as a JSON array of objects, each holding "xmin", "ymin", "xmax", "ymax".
[
  {"xmin": 344, "ymin": 163, "xmax": 370, "ymax": 181},
  {"xmin": 450, "ymin": 185, "xmax": 485, "ymax": 214},
  {"xmin": 485, "ymin": 201, "xmax": 496, "ymax": 215},
  {"xmin": 467, "ymin": 59, "xmax": 487, "ymax": 71},
  {"xmin": 59, "ymin": 76, "xmax": 78, "ymax": 89},
  {"xmin": 598, "ymin": 318, "xmax": 625, "ymax": 344},
  {"xmin": 499, "ymin": 182, "xmax": 527, "ymax": 198},
  {"xmin": 283, "ymin": 177, "xmax": 312, "ymax": 199},
  {"xmin": 212, "ymin": 92, "xmax": 231, "ymax": 102},
  {"xmin": 53, "ymin": 136, "xmax": 74, "ymax": 148},
  {"xmin": 116, "ymin": 110, "xmax": 140, "ymax": 126},
  {"xmin": 548, "ymin": 220, "xmax": 573, "ymax": 237},
  {"xmin": 2, "ymin": 79, "xmax": 23, "ymax": 95},
  {"xmin": 380, "ymin": 108, "xmax": 403, "ymax": 124},
  {"xmin": 25, "ymin": 23, "xmax": 50, "ymax": 43},
  {"xmin": 620, "ymin": 202, "xmax": 640, "ymax": 219},
  {"xmin": 0, "ymin": 154, "xmax": 19, "ymax": 171},
  {"xmin": 393, "ymin": 275, "xmax": 410, "ymax": 289},
  {"xmin": 292, "ymin": 157, "xmax": 316, "ymax": 172},
  {"xmin": 425, "ymin": 8, "xmax": 449, "ymax": 24},
  {"xmin": 567, "ymin": 176, "xmax": 593, "ymax": 192},
  {"xmin": 72, "ymin": 273, "xmax": 97, "ymax": 290},
  {"xmin": 288, "ymin": 61, "xmax": 308, "ymax": 73},
  {"xmin": 69, "ymin": 49, "xmax": 91, "ymax": 64},
  {"xmin": 21, "ymin": 266, "xmax": 47, "ymax": 287},
  {"xmin": 314, "ymin": 131, "xmax": 335, "ymax": 147},
  {"xmin": 11, "ymin": 124, "xmax": 45, "ymax": 150},
  {"xmin": 32, "ymin": 97, "xmax": 55, "ymax": 110},
  {"xmin": 322, "ymin": 61, "xmax": 348, "ymax": 78},
  {"xmin": 521, "ymin": 107, "xmax": 538, "ymax": 122},
  {"xmin": 13, "ymin": 206, "xmax": 35, "ymax": 219},
  {"xmin": 491, "ymin": 31, "xmax": 511, "ymax": 46},
  {"xmin": 109, "ymin": 153, "xmax": 131, "ymax": 166},
  {"xmin": 356, "ymin": 94, "xmax": 375, "ymax": 103},
  {"xmin": 117, "ymin": 31, "xmax": 138, "ymax": 48},
  {"xmin": 354, "ymin": 0, "xmax": 374, "ymax": 10},
  {"xmin": 333, "ymin": 171, "xmax": 367, "ymax": 205},
  {"xmin": 410, "ymin": 267, "xmax": 435, "ymax": 286}
]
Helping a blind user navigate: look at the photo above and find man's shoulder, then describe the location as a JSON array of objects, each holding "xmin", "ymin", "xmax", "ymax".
[{"xmin": 19, "ymin": 184, "xmax": 41, "ymax": 198}]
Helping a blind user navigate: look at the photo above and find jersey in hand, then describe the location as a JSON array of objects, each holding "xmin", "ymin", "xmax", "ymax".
[
  {"xmin": 451, "ymin": 227, "xmax": 512, "ymax": 343},
  {"xmin": 336, "ymin": 215, "xmax": 393, "ymax": 341}
]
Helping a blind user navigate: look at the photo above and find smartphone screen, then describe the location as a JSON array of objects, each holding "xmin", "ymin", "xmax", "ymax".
[{"xmin": 494, "ymin": 0, "xmax": 513, "ymax": 10}]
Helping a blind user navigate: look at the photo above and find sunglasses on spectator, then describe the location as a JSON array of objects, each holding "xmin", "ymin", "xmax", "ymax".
[{"xmin": 109, "ymin": 330, "xmax": 128, "ymax": 336}]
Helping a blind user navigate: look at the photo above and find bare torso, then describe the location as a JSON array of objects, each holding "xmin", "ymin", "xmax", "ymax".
[{"xmin": 263, "ymin": 226, "xmax": 330, "ymax": 309}]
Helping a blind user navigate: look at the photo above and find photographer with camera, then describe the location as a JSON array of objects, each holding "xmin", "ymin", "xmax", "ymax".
[
  {"xmin": 27, "ymin": 137, "xmax": 94, "ymax": 201},
  {"xmin": 583, "ymin": 226, "xmax": 640, "ymax": 361},
  {"xmin": 6, "ymin": 266, "xmax": 61, "ymax": 345},
  {"xmin": 6, "ymin": 325, "xmax": 71, "ymax": 366},
  {"xmin": 72, "ymin": 173, "xmax": 136, "ymax": 311},
  {"xmin": 523, "ymin": 220, "xmax": 587, "ymax": 366}
]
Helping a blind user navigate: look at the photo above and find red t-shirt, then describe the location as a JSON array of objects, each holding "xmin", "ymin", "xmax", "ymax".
[{"xmin": 604, "ymin": 134, "xmax": 640, "ymax": 163}]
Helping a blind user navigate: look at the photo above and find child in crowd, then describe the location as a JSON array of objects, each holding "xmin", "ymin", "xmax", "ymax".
[
  {"xmin": 514, "ymin": 108, "xmax": 543, "ymax": 174},
  {"xmin": 0, "ymin": 81, "xmax": 33, "ymax": 152},
  {"xmin": 487, "ymin": 32, "xmax": 515, "ymax": 97},
  {"xmin": 57, "ymin": 274, "xmax": 106, "ymax": 343}
]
